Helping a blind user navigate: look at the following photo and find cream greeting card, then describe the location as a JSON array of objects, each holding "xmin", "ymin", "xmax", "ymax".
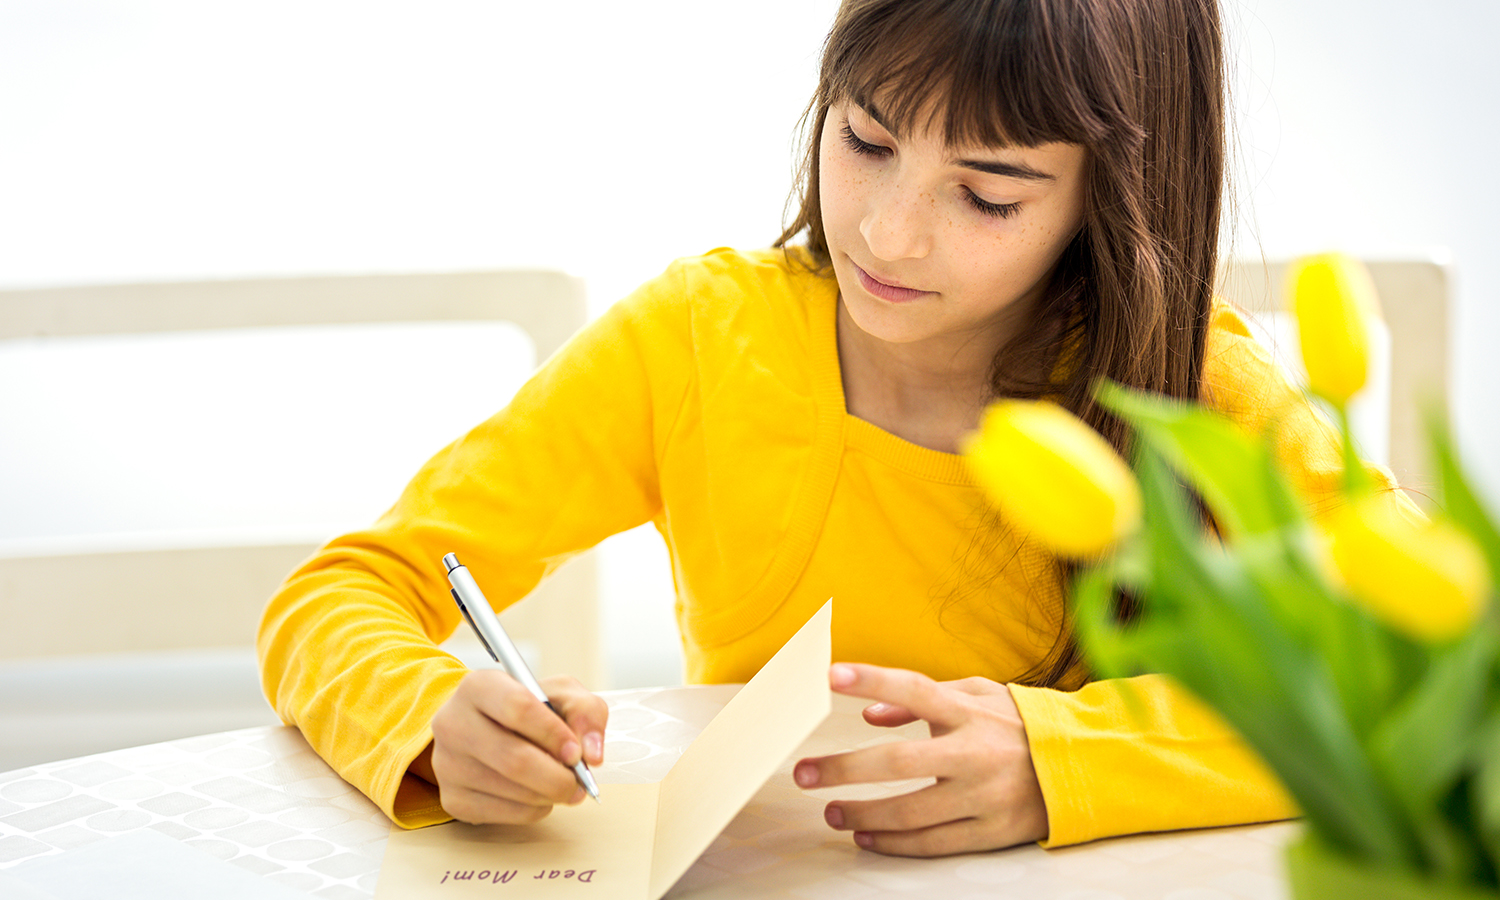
[{"xmin": 375, "ymin": 601, "xmax": 833, "ymax": 899}]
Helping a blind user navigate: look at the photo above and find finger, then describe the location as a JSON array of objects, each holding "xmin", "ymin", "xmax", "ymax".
[
  {"xmin": 433, "ymin": 739, "xmax": 567, "ymax": 808},
  {"xmin": 542, "ymin": 675, "xmax": 609, "ymax": 766},
  {"xmin": 824, "ymin": 780, "xmax": 968, "ymax": 834},
  {"xmin": 862, "ymin": 702, "xmax": 919, "ymax": 727},
  {"xmin": 466, "ymin": 670, "xmax": 584, "ymax": 767},
  {"xmin": 829, "ymin": 663, "xmax": 964, "ymax": 730},
  {"xmin": 448, "ymin": 674, "xmax": 584, "ymax": 803},
  {"xmin": 795, "ymin": 738, "xmax": 956, "ymax": 789},
  {"xmin": 440, "ymin": 783, "xmax": 567, "ymax": 826},
  {"xmin": 853, "ymin": 817, "xmax": 1002, "ymax": 858},
  {"xmin": 824, "ymin": 760, "xmax": 1048, "ymax": 854},
  {"xmin": 432, "ymin": 700, "xmax": 581, "ymax": 805}
]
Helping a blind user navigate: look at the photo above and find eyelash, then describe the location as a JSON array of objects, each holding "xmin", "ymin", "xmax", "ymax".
[{"xmin": 838, "ymin": 123, "xmax": 1024, "ymax": 221}]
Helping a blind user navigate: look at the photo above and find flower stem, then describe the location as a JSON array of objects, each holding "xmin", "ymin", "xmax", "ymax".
[{"xmin": 1337, "ymin": 404, "xmax": 1373, "ymax": 496}]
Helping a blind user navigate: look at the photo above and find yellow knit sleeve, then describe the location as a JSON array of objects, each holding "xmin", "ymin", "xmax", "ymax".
[
  {"xmin": 256, "ymin": 264, "xmax": 695, "ymax": 828},
  {"xmin": 1010, "ymin": 676, "xmax": 1298, "ymax": 847}
]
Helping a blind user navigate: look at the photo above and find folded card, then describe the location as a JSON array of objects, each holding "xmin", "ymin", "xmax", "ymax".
[{"xmin": 375, "ymin": 600, "xmax": 833, "ymax": 899}]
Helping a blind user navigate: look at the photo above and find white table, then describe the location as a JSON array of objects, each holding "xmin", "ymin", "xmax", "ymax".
[{"xmin": 0, "ymin": 685, "xmax": 1298, "ymax": 899}]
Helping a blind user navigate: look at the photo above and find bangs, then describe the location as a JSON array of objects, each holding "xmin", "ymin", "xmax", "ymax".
[{"xmin": 820, "ymin": 0, "xmax": 1100, "ymax": 150}]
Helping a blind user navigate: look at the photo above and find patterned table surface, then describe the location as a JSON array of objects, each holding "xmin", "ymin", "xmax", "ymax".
[{"xmin": 0, "ymin": 684, "xmax": 1298, "ymax": 899}]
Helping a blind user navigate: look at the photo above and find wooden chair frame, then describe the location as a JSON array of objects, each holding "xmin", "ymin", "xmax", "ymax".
[
  {"xmin": 0, "ymin": 270, "xmax": 603, "ymax": 687},
  {"xmin": 1218, "ymin": 256, "xmax": 1451, "ymax": 493}
]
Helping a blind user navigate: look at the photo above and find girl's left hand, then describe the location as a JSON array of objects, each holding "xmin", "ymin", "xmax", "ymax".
[{"xmin": 792, "ymin": 662, "xmax": 1049, "ymax": 857}]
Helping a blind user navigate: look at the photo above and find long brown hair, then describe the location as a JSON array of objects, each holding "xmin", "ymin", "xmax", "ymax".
[{"xmin": 777, "ymin": 0, "xmax": 1227, "ymax": 687}]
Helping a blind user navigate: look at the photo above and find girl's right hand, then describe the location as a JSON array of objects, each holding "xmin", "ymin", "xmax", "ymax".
[{"xmin": 423, "ymin": 670, "xmax": 608, "ymax": 824}]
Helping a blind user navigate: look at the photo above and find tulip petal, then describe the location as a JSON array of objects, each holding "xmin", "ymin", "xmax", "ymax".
[
  {"xmin": 963, "ymin": 400, "xmax": 1140, "ymax": 558},
  {"xmin": 1326, "ymin": 498, "xmax": 1490, "ymax": 643},
  {"xmin": 1288, "ymin": 253, "xmax": 1380, "ymax": 406}
]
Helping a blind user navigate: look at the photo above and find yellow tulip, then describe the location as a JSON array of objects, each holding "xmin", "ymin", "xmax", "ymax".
[
  {"xmin": 1324, "ymin": 497, "xmax": 1490, "ymax": 642},
  {"xmin": 962, "ymin": 400, "xmax": 1141, "ymax": 558},
  {"xmin": 1288, "ymin": 253, "xmax": 1381, "ymax": 406}
]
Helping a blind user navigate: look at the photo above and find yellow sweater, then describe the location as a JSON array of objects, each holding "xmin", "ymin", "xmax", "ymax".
[{"xmin": 258, "ymin": 246, "xmax": 1369, "ymax": 846}]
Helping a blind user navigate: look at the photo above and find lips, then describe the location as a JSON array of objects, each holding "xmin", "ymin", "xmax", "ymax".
[{"xmin": 852, "ymin": 261, "xmax": 932, "ymax": 304}]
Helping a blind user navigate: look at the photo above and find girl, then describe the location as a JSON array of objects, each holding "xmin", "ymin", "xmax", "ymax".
[{"xmin": 259, "ymin": 0, "xmax": 1348, "ymax": 856}]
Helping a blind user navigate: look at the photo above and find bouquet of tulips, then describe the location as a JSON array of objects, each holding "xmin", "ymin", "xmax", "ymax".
[{"xmin": 964, "ymin": 255, "xmax": 1500, "ymax": 900}]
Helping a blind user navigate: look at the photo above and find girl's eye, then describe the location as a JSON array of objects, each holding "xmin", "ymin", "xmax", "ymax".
[
  {"xmin": 840, "ymin": 123, "xmax": 889, "ymax": 158},
  {"xmin": 964, "ymin": 189, "xmax": 1022, "ymax": 220},
  {"xmin": 840, "ymin": 115, "xmax": 1021, "ymax": 220}
]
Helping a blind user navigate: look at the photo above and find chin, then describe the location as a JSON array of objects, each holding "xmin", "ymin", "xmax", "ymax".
[
  {"xmin": 839, "ymin": 289, "xmax": 936, "ymax": 345},
  {"xmin": 830, "ymin": 252, "xmax": 937, "ymax": 342}
]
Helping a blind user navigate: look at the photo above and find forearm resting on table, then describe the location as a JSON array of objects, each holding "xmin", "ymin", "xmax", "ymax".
[
  {"xmin": 258, "ymin": 555, "xmax": 467, "ymax": 829},
  {"xmin": 1010, "ymin": 674, "xmax": 1299, "ymax": 847}
]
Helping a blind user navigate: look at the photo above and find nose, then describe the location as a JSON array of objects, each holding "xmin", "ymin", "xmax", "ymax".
[{"xmin": 859, "ymin": 179, "xmax": 932, "ymax": 262}]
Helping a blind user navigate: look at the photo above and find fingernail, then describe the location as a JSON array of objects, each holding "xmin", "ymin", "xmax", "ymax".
[
  {"xmin": 585, "ymin": 732, "xmax": 603, "ymax": 764},
  {"xmin": 854, "ymin": 832, "xmax": 874, "ymax": 849},
  {"xmin": 867, "ymin": 702, "xmax": 890, "ymax": 715},
  {"xmin": 561, "ymin": 740, "xmax": 580, "ymax": 765},
  {"xmin": 829, "ymin": 664, "xmax": 856, "ymax": 688},
  {"xmin": 794, "ymin": 762, "xmax": 819, "ymax": 788},
  {"xmin": 825, "ymin": 805, "xmax": 844, "ymax": 829},
  {"xmin": 569, "ymin": 787, "xmax": 585, "ymax": 805}
]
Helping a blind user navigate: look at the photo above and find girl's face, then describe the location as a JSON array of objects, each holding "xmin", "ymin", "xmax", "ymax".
[{"xmin": 819, "ymin": 99, "xmax": 1087, "ymax": 353}]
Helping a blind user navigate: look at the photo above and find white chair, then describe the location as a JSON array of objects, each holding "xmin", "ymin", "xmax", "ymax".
[
  {"xmin": 0, "ymin": 271, "xmax": 599, "ymax": 769},
  {"xmin": 1218, "ymin": 255, "xmax": 1451, "ymax": 498}
]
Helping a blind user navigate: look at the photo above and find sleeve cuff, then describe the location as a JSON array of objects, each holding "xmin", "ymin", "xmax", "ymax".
[{"xmin": 384, "ymin": 731, "xmax": 454, "ymax": 830}]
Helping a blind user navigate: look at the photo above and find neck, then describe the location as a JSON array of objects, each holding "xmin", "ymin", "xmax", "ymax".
[{"xmin": 836, "ymin": 301, "xmax": 1029, "ymax": 453}]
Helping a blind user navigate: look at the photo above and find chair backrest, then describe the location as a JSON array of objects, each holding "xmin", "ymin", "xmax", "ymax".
[
  {"xmin": 0, "ymin": 271, "xmax": 604, "ymax": 687},
  {"xmin": 1217, "ymin": 256, "xmax": 1451, "ymax": 494},
  {"xmin": 0, "ymin": 270, "xmax": 581, "ymax": 356}
]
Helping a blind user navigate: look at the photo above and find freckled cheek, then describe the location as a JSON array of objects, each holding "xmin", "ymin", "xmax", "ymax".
[
  {"xmin": 950, "ymin": 223, "xmax": 1063, "ymax": 292},
  {"xmin": 818, "ymin": 154, "xmax": 854, "ymax": 225},
  {"xmin": 821, "ymin": 162, "xmax": 878, "ymax": 248},
  {"xmin": 946, "ymin": 219, "xmax": 1017, "ymax": 281}
]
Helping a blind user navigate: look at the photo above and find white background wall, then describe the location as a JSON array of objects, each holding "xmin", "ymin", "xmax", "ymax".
[
  {"xmin": 1223, "ymin": 0, "xmax": 1499, "ymax": 501},
  {"xmin": 3, "ymin": 0, "xmax": 1497, "ymax": 690}
]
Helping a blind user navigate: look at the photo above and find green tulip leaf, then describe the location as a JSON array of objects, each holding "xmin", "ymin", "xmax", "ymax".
[
  {"xmin": 1370, "ymin": 628, "xmax": 1497, "ymax": 837},
  {"xmin": 1237, "ymin": 533, "xmax": 1398, "ymax": 740},
  {"xmin": 1368, "ymin": 639, "xmax": 1495, "ymax": 885},
  {"xmin": 1069, "ymin": 384, "xmax": 1500, "ymax": 883},
  {"xmin": 1072, "ymin": 562, "xmax": 1139, "ymax": 680},
  {"xmin": 1469, "ymin": 707, "xmax": 1500, "ymax": 879},
  {"xmin": 1427, "ymin": 404, "xmax": 1500, "ymax": 586},
  {"xmin": 1334, "ymin": 404, "xmax": 1377, "ymax": 497},
  {"xmin": 1118, "ymin": 447, "xmax": 1419, "ymax": 864},
  {"xmin": 1096, "ymin": 380, "xmax": 1305, "ymax": 538}
]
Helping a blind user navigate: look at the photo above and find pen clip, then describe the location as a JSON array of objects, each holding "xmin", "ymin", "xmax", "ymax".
[{"xmin": 451, "ymin": 588, "xmax": 500, "ymax": 664}]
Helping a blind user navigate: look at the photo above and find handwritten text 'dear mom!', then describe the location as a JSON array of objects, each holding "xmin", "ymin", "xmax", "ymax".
[{"xmin": 437, "ymin": 868, "xmax": 597, "ymax": 885}]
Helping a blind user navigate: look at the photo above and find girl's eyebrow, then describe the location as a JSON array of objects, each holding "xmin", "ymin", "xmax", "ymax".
[
  {"xmin": 853, "ymin": 99, "xmax": 1057, "ymax": 183},
  {"xmin": 954, "ymin": 158, "xmax": 1057, "ymax": 182}
]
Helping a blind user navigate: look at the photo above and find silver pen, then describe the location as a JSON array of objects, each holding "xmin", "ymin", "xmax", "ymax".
[{"xmin": 443, "ymin": 552, "xmax": 600, "ymax": 802}]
